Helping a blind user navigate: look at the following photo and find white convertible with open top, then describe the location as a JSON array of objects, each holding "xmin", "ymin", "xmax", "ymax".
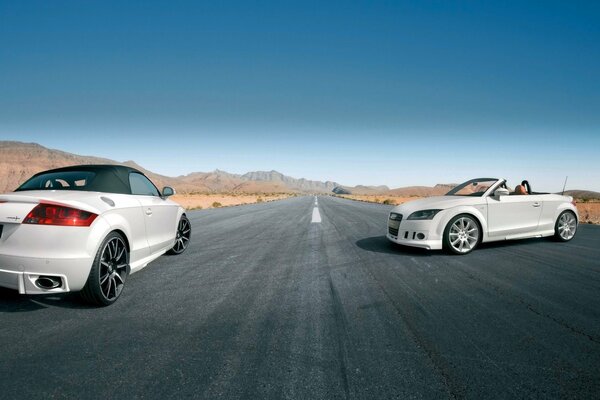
[{"xmin": 387, "ymin": 178, "xmax": 578, "ymax": 254}]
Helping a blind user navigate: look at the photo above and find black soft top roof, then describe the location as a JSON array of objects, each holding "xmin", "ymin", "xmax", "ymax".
[{"xmin": 15, "ymin": 164, "xmax": 150, "ymax": 194}]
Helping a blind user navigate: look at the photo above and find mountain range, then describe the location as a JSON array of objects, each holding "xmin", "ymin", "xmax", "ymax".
[
  {"xmin": 0, "ymin": 141, "xmax": 375, "ymax": 194},
  {"xmin": 1, "ymin": 141, "xmax": 598, "ymax": 199}
]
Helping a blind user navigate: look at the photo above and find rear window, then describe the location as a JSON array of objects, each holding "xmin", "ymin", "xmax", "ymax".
[{"xmin": 17, "ymin": 171, "xmax": 97, "ymax": 191}]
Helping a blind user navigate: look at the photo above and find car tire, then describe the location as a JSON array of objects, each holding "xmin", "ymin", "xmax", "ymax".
[
  {"xmin": 443, "ymin": 214, "xmax": 481, "ymax": 255},
  {"xmin": 80, "ymin": 231, "xmax": 129, "ymax": 306},
  {"xmin": 167, "ymin": 215, "xmax": 191, "ymax": 255},
  {"xmin": 554, "ymin": 210, "xmax": 577, "ymax": 242}
]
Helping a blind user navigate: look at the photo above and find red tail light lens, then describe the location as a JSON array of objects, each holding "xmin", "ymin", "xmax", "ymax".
[{"xmin": 23, "ymin": 203, "xmax": 98, "ymax": 226}]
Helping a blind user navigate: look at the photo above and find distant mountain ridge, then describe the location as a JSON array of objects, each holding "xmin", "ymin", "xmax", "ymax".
[
  {"xmin": 241, "ymin": 170, "xmax": 339, "ymax": 193},
  {"xmin": 0, "ymin": 141, "xmax": 374, "ymax": 194},
  {"xmin": 5, "ymin": 141, "xmax": 593, "ymax": 199},
  {"xmin": 564, "ymin": 190, "xmax": 600, "ymax": 201}
]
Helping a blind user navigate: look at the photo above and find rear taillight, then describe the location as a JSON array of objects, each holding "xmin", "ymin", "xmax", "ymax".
[{"xmin": 23, "ymin": 203, "xmax": 98, "ymax": 226}]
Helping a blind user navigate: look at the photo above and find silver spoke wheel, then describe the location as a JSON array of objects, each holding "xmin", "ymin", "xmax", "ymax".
[
  {"xmin": 448, "ymin": 217, "xmax": 479, "ymax": 254},
  {"xmin": 557, "ymin": 212, "xmax": 577, "ymax": 240},
  {"xmin": 99, "ymin": 237, "xmax": 128, "ymax": 301}
]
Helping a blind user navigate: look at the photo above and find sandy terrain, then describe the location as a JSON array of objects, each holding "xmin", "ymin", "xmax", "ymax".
[
  {"xmin": 335, "ymin": 194, "xmax": 419, "ymax": 206},
  {"xmin": 576, "ymin": 202, "xmax": 600, "ymax": 224},
  {"xmin": 336, "ymin": 195, "xmax": 600, "ymax": 224},
  {"xmin": 171, "ymin": 193, "xmax": 294, "ymax": 210}
]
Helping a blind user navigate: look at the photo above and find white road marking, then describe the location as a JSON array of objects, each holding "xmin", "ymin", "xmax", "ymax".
[
  {"xmin": 311, "ymin": 206, "xmax": 322, "ymax": 223},
  {"xmin": 311, "ymin": 196, "xmax": 322, "ymax": 223}
]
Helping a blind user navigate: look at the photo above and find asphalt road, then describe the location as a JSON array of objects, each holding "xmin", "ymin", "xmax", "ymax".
[{"xmin": 1, "ymin": 195, "xmax": 599, "ymax": 399}]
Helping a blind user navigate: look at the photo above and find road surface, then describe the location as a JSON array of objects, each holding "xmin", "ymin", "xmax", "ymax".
[{"xmin": 1, "ymin": 196, "xmax": 599, "ymax": 399}]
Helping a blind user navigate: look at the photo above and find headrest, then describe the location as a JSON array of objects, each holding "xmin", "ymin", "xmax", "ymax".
[{"xmin": 514, "ymin": 185, "xmax": 528, "ymax": 195}]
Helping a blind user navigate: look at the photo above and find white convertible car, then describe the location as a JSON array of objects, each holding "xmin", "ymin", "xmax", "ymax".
[
  {"xmin": 387, "ymin": 178, "xmax": 578, "ymax": 255},
  {"xmin": 0, "ymin": 165, "xmax": 190, "ymax": 305}
]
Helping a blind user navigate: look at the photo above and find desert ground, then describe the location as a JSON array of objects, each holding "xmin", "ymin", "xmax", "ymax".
[
  {"xmin": 336, "ymin": 194, "xmax": 600, "ymax": 224},
  {"xmin": 334, "ymin": 194, "xmax": 418, "ymax": 206},
  {"xmin": 171, "ymin": 193, "xmax": 295, "ymax": 210},
  {"xmin": 576, "ymin": 201, "xmax": 600, "ymax": 224}
]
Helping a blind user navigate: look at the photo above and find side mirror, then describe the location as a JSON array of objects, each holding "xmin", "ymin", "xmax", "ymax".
[
  {"xmin": 162, "ymin": 186, "xmax": 175, "ymax": 198},
  {"xmin": 494, "ymin": 188, "xmax": 509, "ymax": 199}
]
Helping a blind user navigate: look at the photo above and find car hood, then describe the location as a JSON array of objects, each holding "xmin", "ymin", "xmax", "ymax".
[{"xmin": 390, "ymin": 196, "xmax": 482, "ymax": 216}]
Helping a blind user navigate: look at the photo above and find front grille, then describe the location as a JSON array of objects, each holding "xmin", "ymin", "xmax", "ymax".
[{"xmin": 388, "ymin": 213, "xmax": 402, "ymax": 237}]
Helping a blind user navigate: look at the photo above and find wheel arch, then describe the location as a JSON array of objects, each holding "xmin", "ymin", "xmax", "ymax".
[
  {"xmin": 110, "ymin": 228, "xmax": 131, "ymax": 253},
  {"xmin": 86, "ymin": 221, "xmax": 133, "ymax": 270},
  {"xmin": 437, "ymin": 206, "xmax": 488, "ymax": 241},
  {"xmin": 555, "ymin": 203, "xmax": 579, "ymax": 225},
  {"xmin": 94, "ymin": 211, "xmax": 142, "ymax": 265},
  {"xmin": 440, "ymin": 211, "xmax": 485, "ymax": 254}
]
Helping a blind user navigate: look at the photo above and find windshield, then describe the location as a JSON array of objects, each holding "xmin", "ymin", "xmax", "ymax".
[
  {"xmin": 16, "ymin": 171, "xmax": 97, "ymax": 191},
  {"xmin": 446, "ymin": 178, "xmax": 499, "ymax": 197}
]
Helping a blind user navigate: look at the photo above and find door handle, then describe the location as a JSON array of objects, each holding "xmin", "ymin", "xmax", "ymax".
[
  {"xmin": 532, "ymin": 202, "xmax": 541, "ymax": 207},
  {"xmin": 145, "ymin": 208, "xmax": 153, "ymax": 216}
]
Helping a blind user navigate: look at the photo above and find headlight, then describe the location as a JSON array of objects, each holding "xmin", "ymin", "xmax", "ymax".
[
  {"xmin": 389, "ymin": 212, "xmax": 403, "ymax": 221},
  {"xmin": 407, "ymin": 209, "xmax": 442, "ymax": 220}
]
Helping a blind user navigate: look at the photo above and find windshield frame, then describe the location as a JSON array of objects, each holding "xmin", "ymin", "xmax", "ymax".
[{"xmin": 446, "ymin": 178, "xmax": 502, "ymax": 197}]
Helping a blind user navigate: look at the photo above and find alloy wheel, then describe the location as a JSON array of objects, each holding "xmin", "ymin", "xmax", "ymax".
[
  {"xmin": 99, "ymin": 237, "xmax": 128, "ymax": 301},
  {"xmin": 557, "ymin": 212, "xmax": 577, "ymax": 240},
  {"xmin": 449, "ymin": 217, "xmax": 479, "ymax": 254}
]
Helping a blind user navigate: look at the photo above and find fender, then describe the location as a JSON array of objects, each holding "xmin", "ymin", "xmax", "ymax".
[
  {"xmin": 555, "ymin": 201, "xmax": 579, "ymax": 223},
  {"xmin": 435, "ymin": 205, "xmax": 489, "ymax": 242},
  {"xmin": 100, "ymin": 207, "xmax": 150, "ymax": 264}
]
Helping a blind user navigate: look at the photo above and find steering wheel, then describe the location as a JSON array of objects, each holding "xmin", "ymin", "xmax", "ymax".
[{"xmin": 521, "ymin": 180, "xmax": 532, "ymax": 194}]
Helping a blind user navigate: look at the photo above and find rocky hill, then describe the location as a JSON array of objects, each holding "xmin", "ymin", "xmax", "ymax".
[
  {"xmin": 241, "ymin": 170, "xmax": 339, "ymax": 193},
  {"xmin": 564, "ymin": 190, "xmax": 600, "ymax": 201},
  {"xmin": 387, "ymin": 183, "xmax": 457, "ymax": 197},
  {"xmin": 0, "ymin": 141, "xmax": 376, "ymax": 194},
  {"xmin": 332, "ymin": 184, "xmax": 391, "ymax": 195},
  {"xmin": 4, "ymin": 141, "xmax": 531, "ymax": 197}
]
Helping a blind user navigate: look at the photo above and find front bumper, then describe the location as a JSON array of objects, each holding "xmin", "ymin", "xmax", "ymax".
[{"xmin": 386, "ymin": 218, "xmax": 443, "ymax": 250}]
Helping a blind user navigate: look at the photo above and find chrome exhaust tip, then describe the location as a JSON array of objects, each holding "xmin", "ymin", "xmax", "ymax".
[{"xmin": 35, "ymin": 276, "xmax": 62, "ymax": 290}]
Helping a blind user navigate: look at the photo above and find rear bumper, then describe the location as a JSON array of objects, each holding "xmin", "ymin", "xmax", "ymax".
[
  {"xmin": 0, "ymin": 254, "xmax": 93, "ymax": 294},
  {"xmin": 0, "ymin": 218, "xmax": 111, "ymax": 294}
]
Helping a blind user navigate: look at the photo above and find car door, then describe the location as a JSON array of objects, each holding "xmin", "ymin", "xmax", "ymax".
[
  {"xmin": 486, "ymin": 194, "xmax": 543, "ymax": 237},
  {"xmin": 129, "ymin": 172, "xmax": 179, "ymax": 254}
]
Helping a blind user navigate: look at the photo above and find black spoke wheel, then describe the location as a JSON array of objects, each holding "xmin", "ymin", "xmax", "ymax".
[
  {"xmin": 167, "ymin": 215, "xmax": 191, "ymax": 255},
  {"xmin": 81, "ymin": 232, "xmax": 130, "ymax": 306}
]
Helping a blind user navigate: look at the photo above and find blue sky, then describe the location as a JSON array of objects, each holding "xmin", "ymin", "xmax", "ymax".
[{"xmin": 1, "ymin": 1, "xmax": 599, "ymax": 191}]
